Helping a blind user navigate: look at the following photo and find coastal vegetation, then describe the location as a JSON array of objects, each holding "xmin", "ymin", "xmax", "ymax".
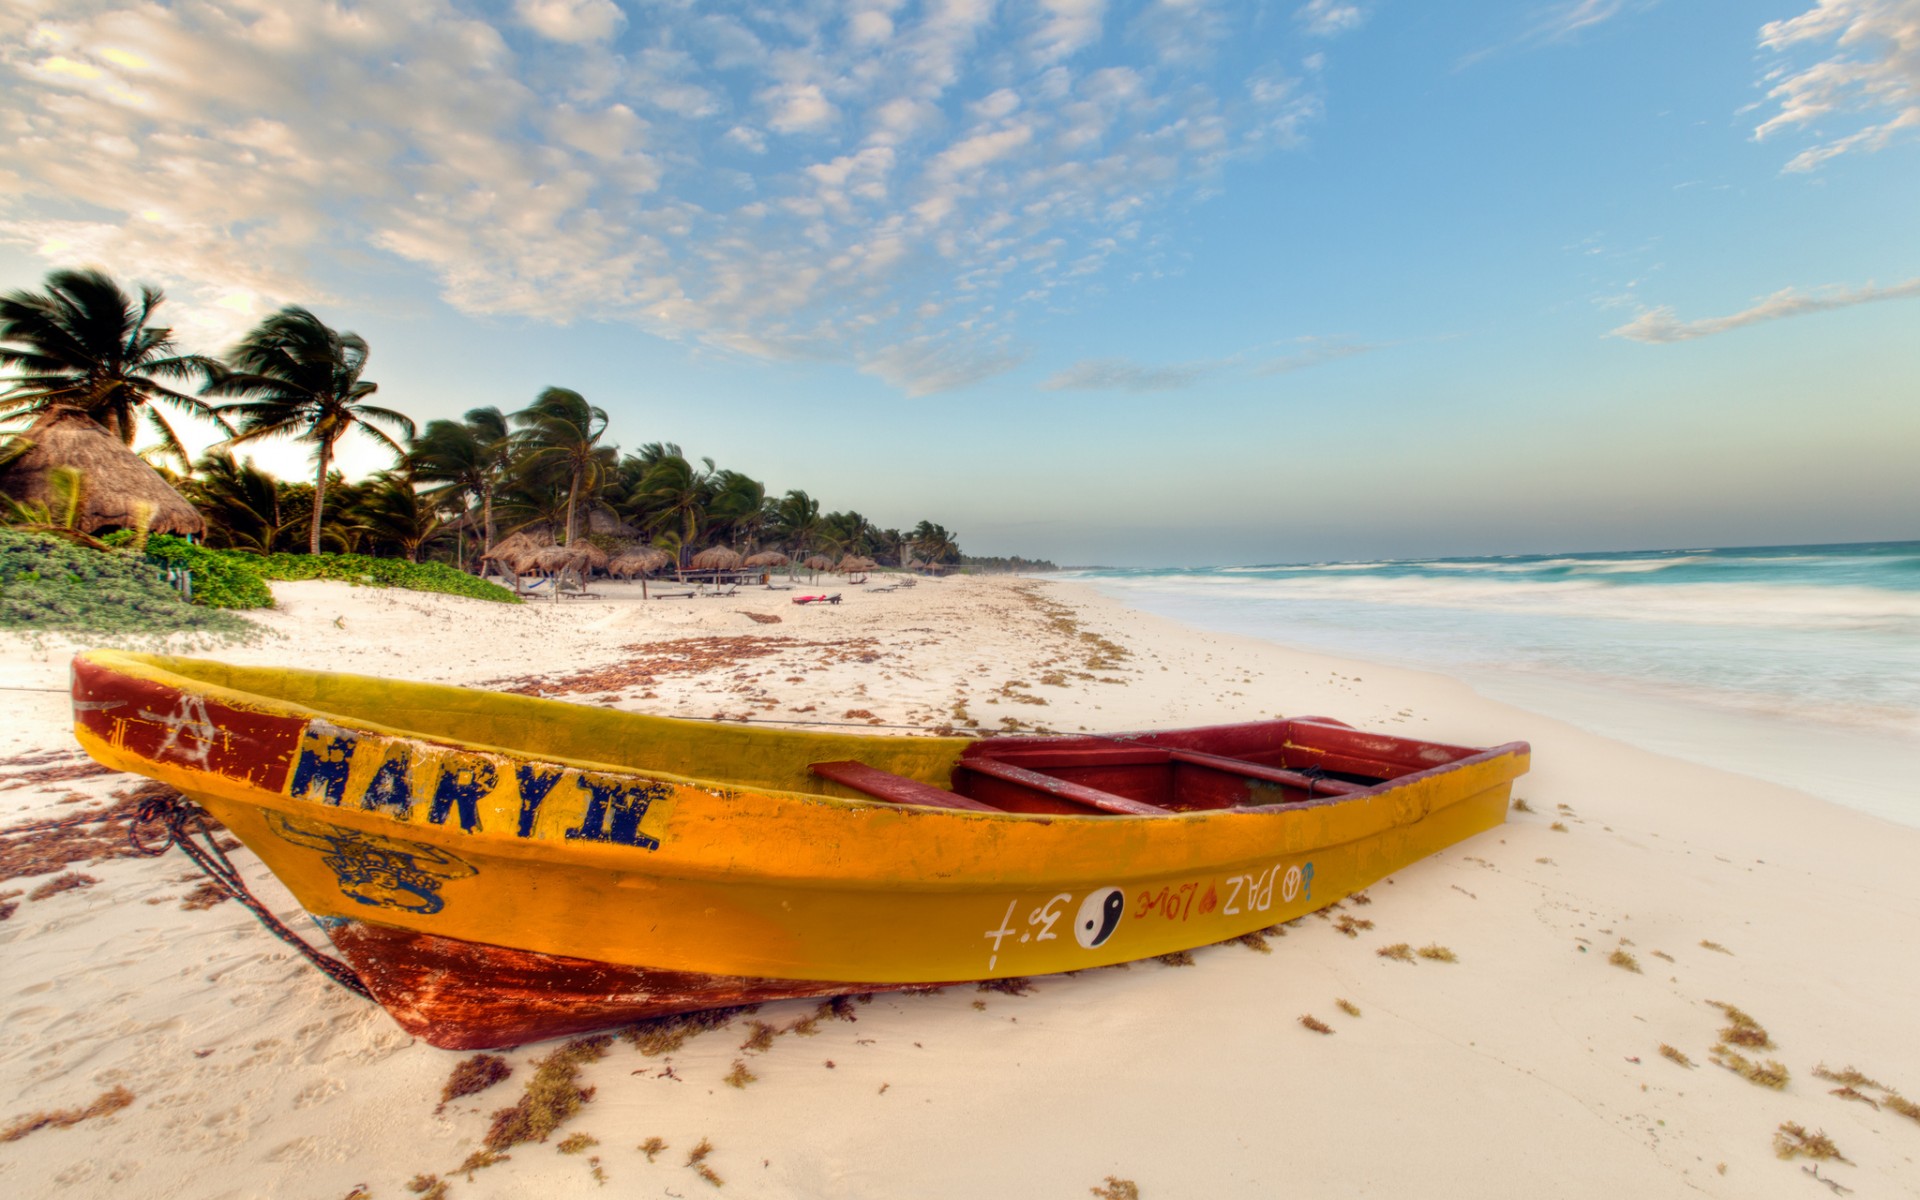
[{"xmin": 1, "ymin": 267, "xmax": 1000, "ymax": 588}]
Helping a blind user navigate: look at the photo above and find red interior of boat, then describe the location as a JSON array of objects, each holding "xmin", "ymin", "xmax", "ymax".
[{"xmin": 809, "ymin": 718, "xmax": 1481, "ymax": 815}]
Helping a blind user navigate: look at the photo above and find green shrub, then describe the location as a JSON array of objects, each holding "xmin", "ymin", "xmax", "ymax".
[
  {"xmin": 96, "ymin": 537, "xmax": 519, "ymax": 607},
  {"xmin": 122, "ymin": 533, "xmax": 275, "ymax": 610},
  {"xmin": 254, "ymin": 552, "xmax": 518, "ymax": 604},
  {"xmin": 0, "ymin": 530, "xmax": 254, "ymax": 637}
]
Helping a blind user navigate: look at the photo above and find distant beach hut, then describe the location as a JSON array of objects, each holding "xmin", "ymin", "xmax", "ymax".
[
  {"xmin": 0, "ymin": 407, "xmax": 205, "ymax": 537},
  {"xmin": 531, "ymin": 545, "xmax": 583, "ymax": 575}
]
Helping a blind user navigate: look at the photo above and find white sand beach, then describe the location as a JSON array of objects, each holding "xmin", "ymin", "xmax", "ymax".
[{"xmin": 4, "ymin": 575, "xmax": 1918, "ymax": 1199}]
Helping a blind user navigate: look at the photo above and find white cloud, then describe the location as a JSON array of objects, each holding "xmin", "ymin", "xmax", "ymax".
[
  {"xmin": 515, "ymin": 0, "xmax": 625, "ymax": 44},
  {"xmin": 0, "ymin": 0, "xmax": 1336, "ymax": 395},
  {"xmin": 1043, "ymin": 358, "xmax": 1216, "ymax": 391},
  {"xmin": 764, "ymin": 82, "xmax": 838, "ymax": 133},
  {"xmin": 1295, "ymin": 1, "xmax": 1368, "ymax": 38},
  {"xmin": 1458, "ymin": 0, "xmax": 1648, "ymax": 67},
  {"xmin": 1252, "ymin": 337, "xmax": 1377, "ymax": 374},
  {"xmin": 1754, "ymin": 0, "xmax": 1920, "ymax": 171},
  {"xmin": 1607, "ymin": 278, "xmax": 1920, "ymax": 343}
]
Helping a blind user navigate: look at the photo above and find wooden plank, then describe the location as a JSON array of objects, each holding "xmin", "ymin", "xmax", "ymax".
[
  {"xmin": 1166, "ymin": 749, "xmax": 1372, "ymax": 796},
  {"xmin": 955, "ymin": 757, "xmax": 1169, "ymax": 816},
  {"xmin": 809, "ymin": 761, "xmax": 999, "ymax": 812},
  {"xmin": 980, "ymin": 747, "xmax": 1171, "ymax": 769}
]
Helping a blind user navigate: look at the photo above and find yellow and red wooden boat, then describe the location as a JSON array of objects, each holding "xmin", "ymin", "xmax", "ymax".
[{"xmin": 71, "ymin": 650, "xmax": 1530, "ymax": 1049}]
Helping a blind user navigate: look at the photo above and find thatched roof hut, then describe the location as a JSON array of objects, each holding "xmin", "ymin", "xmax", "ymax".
[
  {"xmin": 803, "ymin": 554, "xmax": 833, "ymax": 572},
  {"xmin": 690, "ymin": 546, "xmax": 743, "ymax": 571},
  {"xmin": 610, "ymin": 547, "xmax": 671, "ymax": 579},
  {"xmin": 586, "ymin": 506, "xmax": 638, "ymax": 538},
  {"xmin": 0, "ymin": 408, "xmax": 204, "ymax": 536},
  {"xmin": 744, "ymin": 550, "xmax": 790, "ymax": 567},
  {"xmin": 836, "ymin": 554, "xmax": 876, "ymax": 572}
]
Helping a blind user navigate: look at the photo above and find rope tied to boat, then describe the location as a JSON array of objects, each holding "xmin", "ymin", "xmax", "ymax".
[{"xmin": 128, "ymin": 793, "xmax": 372, "ymax": 1000}]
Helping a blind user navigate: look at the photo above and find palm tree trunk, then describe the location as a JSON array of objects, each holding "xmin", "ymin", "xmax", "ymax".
[
  {"xmin": 309, "ymin": 440, "xmax": 332, "ymax": 555},
  {"xmin": 565, "ymin": 465, "xmax": 581, "ymax": 545},
  {"xmin": 482, "ymin": 482, "xmax": 495, "ymax": 554}
]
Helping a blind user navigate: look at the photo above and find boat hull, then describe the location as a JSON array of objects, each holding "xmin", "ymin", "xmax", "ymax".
[{"xmin": 71, "ymin": 651, "xmax": 1529, "ymax": 1049}]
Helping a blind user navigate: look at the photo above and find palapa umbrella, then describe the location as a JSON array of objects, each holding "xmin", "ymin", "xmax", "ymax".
[
  {"xmin": 743, "ymin": 551, "xmax": 789, "ymax": 567},
  {"xmin": 836, "ymin": 554, "xmax": 875, "ymax": 573},
  {"xmin": 531, "ymin": 545, "xmax": 583, "ymax": 574},
  {"xmin": 482, "ymin": 531, "xmax": 544, "ymax": 578},
  {"xmin": 689, "ymin": 546, "xmax": 743, "ymax": 572},
  {"xmin": 609, "ymin": 546, "xmax": 671, "ymax": 596},
  {"xmin": 802, "ymin": 554, "xmax": 832, "ymax": 580},
  {"xmin": 572, "ymin": 541, "xmax": 610, "ymax": 572}
]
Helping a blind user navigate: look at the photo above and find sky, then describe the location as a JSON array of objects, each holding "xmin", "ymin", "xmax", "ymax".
[{"xmin": 1, "ymin": 0, "xmax": 1915, "ymax": 566}]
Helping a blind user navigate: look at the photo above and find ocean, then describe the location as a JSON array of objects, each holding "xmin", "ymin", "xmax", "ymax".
[{"xmin": 1066, "ymin": 542, "xmax": 1920, "ymax": 826}]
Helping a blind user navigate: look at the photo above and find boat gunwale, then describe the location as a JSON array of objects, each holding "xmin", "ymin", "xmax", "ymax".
[{"xmin": 76, "ymin": 649, "xmax": 1527, "ymax": 825}]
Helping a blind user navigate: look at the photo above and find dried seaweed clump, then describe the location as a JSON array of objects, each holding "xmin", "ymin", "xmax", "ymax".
[
  {"xmin": 1813, "ymin": 1065, "xmax": 1920, "ymax": 1125},
  {"xmin": 1333, "ymin": 915, "xmax": 1374, "ymax": 938},
  {"xmin": 1299, "ymin": 1015, "xmax": 1333, "ymax": 1034},
  {"xmin": 1416, "ymin": 944, "xmax": 1457, "ymax": 963},
  {"xmin": 687, "ymin": 1137, "xmax": 723, "ymax": 1188},
  {"xmin": 723, "ymin": 1060, "xmax": 758, "ymax": 1089},
  {"xmin": 1090, "ymin": 1178, "xmax": 1140, "ymax": 1200},
  {"xmin": 1658, "ymin": 1044, "xmax": 1694, "ymax": 1068},
  {"xmin": 1230, "ymin": 930, "xmax": 1272, "ymax": 954},
  {"xmin": 484, "ymin": 1035, "xmax": 610, "ymax": 1151},
  {"xmin": 1155, "ymin": 951, "xmax": 1195, "ymax": 967},
  {"xmin": 0, "ymin": 1086, "xmax": 133, "ymax": 1142},
  {"xmin": 1336, "ymin": 999, "xmax": 1361, "ymax": 1017},
  {"xmin": 27, "ymin": 871, "xmax": 97, "ymax": 901},
  {"xmin": 1698, "ymin": 939, "xmax": 1733, "ymax": 955},
  {"xmin": 439, "ymin": 1053, "xmax": 512, "ymax": 1111},
  {"xmin": 1511, "ymin": 797, "xmax": 1534, "ymax": 813},
  {"xmin": 1773, "ymin": 1123, "xmax": 1849, "ymax": 1163},
  {"xmin": 1376, "ymin": 943, "xmax": 1415, "ymax": 963},
  {"xmin": 1711, "ymin": 1045, "xmax": 1789, "ymax": 1090},
  {"xmin": 624, "ymin": 1006, "xmax": 750, "ymax": 1057},
  {"xmin": 639, "ymin": 1137, "xmax": 667, "ymax": 1162},
  {"xmin": 1708, "ymin": 1001, "xmax": 1772, "ymax": 1049},
  {"xmin": 406, "ymin": 1175, "xmax": 448, "ymax": 1200},
  {"xmin": 1609, "ymin": 949, "xmax": 1642, "ymax": 973},
  {"xmin": 556, "ymin": 1133, "xmax": 598, "ymax": 1154}
]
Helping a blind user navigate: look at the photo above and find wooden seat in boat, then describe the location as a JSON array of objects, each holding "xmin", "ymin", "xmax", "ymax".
[{"xmin": 809, "ymin": 761, "xmax": 1000, "ymax": 811}]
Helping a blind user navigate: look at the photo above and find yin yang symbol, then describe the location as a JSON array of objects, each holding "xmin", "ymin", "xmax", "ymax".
[{"xmin": 1074, "ymin": 886, "xmax": 1125, "ymax": 949}]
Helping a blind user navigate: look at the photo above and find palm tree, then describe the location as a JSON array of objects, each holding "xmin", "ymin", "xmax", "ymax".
[
  {"xmin": 411, "ymin": 406, "xmax": 511, "ymax": 556},
  {"xmin": 186, "ymin": 448, "xmax": 288, "ymax": 553},
  {"xmin": 204, "ymin": 307, "xmax": 414, "ymax": 553},
  {"xmin": 632, "ymin": 453, "xmax": 714, "ymax": 562},
  {"xmin": 772, "ymin": 489, "xmax": 823, "ymax": 559},
  {"xmin": 0, "ymin": 268, "xmax": 227, "ymax": 464},
  {"xmin": 346, "ymin": 470, "xmax": 444, "ymax": 562},
  {"xmin": 707, "ymin": 469, "xmax": 768, "ymax": 550},
  {"xmin": 512, "ymin": 387, "xmax": 612, "ymax": 545},
  {"xmin": 912, "ymin": 520, "xmax": 961, "ymax": 565}
]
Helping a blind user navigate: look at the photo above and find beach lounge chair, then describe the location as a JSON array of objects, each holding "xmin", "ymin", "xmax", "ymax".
[
  {"xmin": 792, "ymin": 593, "xmax": 842, "ymax": 605},
  {"xmin": 650, "ymin": 588, "xmax": 696, "ymax": 599}
]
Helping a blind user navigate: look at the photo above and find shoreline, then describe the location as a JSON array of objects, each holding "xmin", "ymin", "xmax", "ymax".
[
  {"xmin": 1064, "ymin": 573, "xmax": 1920, "ymax": 827},
  {"xmin": 4, "ymin": 575, "xmax": 1919, "ymax": 1198}
]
